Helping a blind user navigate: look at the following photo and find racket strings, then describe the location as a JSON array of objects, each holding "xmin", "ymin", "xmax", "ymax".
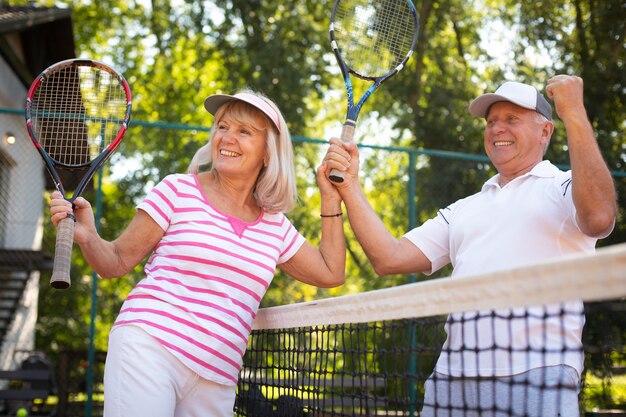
[
  {"xmin": 31, "ymin": 65, "xmax": 128, "ymax": 167},
  {"xmin": 335, "ymin": 0, "xmax": 416, "ymax": 77}
]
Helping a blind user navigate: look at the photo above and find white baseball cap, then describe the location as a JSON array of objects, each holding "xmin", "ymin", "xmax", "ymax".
[
  {"xmin": 204, "ymin": 92, "xmax": 281, "ymax": 132},
  {"xmin": 468, "ymin": 81, "xmax": 552, "ymax": 121}
]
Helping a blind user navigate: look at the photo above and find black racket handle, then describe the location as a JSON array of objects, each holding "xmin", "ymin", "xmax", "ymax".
[{"xmin": 329, "ymin": 121, "xmax": 356, "ymax": 183}]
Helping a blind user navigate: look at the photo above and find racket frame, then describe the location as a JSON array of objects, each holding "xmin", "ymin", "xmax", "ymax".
[
  {"xmin": 328, "ymin": 0, "xmax": 418, "ymax": 182},
  {"xmin": 24, "ymin": 58, "xmax": 132, "ymax": 289}
]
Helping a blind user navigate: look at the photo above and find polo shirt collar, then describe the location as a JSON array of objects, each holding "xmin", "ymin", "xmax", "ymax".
[{"xmin": 482, "ymin": 160, "xmax": 558, "ymax": 190}]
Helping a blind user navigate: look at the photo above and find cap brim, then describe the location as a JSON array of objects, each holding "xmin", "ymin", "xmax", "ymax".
[
  {"xmin": 469, "ymin": 94, "xmax": 525, "ymax": 118},
  {"xmin": 203, "ymin": 92, "xmax": 282, "ymax": 132},
  {"xmin": 204, "ymin": 94, "xmax": 237, "ymax": 116}
]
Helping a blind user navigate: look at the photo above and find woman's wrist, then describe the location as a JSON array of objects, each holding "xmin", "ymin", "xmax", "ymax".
[{"xmin": 320, "ymin": 212, "xmax": 343, "ymax": 218}]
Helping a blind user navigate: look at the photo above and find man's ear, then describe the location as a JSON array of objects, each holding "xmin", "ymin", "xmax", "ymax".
[{"xmin": 541, "ymin": 121, "xmax": 554, "ymax": 145}]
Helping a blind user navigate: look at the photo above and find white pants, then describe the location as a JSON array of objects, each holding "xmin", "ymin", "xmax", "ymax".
[
  {"xmin": 420, "ymin": 365, "xmax": 580, "ymax": 417},
  {"xmin": 104, "ymin": 325, "xmax": 236, "ymax": 417}
]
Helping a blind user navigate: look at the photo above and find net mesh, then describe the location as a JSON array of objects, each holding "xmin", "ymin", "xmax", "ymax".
[{"xmin": 235, "ymin": 244, "xmax": 626, "ymax": 416}]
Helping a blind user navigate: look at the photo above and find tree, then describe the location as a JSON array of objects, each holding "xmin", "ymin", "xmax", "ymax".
[
  {"xmin": 20, "ymin": 2, "xmax": 623, "ymax": 410},
  {"xmin": 30, "ymin": 0, "xmax": 350, "ymax": 352}
]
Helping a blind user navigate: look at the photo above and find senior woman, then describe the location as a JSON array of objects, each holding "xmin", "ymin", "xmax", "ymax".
[{"xmin": 49, "ymin": 89, "xmax": 346, "ymax": 417}]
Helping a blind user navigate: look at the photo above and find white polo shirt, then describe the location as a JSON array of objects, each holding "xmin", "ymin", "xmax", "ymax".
[{"xmin": 404, "ymin": 160, "xmax": 606, "ymax": 377}]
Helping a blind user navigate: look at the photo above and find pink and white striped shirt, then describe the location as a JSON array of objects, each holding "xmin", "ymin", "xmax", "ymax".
[{"xmin": 112, "ymin": 173, "xmax": 305, "ymax": 385}]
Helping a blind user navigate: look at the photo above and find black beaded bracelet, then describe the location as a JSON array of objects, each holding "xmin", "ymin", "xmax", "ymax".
[{"xmin": 320, "ymin": 212, "xmax": 343, "ymax": 218}]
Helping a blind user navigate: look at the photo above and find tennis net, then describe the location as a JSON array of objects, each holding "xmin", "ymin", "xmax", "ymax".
[{"xmin": 235, "ymin": 244, "xmax": 626, "ymax": 416}]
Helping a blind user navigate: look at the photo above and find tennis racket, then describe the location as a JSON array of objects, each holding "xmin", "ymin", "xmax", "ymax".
[
  {"xmin": 328, "ymin": 0, "xmax": 418, "ymax": 182},
  {"xmin": 25, "ymin": 58, "xmax": 132, "ymax": 289}
]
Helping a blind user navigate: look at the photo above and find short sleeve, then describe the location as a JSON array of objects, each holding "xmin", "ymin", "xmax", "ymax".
[
  {"xmin": 137, "ymin": 174, "xmax": 180, "ymax": 231},
  {"xmin": 403, "ymin": 208, "xmax": 453, "ymax": 275},
  {"xmin": 277, "ymin": 215, "xmax": 306, "ymax": 264},
  {"xmin": 556, "ymin": 170, "xmax": 615, "ymax": 239},
  {"xmin": 555, "ymin": 170, "xmax": 576, "ymax": 222}
]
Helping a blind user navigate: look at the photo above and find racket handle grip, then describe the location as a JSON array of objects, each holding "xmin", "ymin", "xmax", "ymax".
[
  {"xmin": 329, "ymin": 121, "xmax": 356, "ymax": 183},
  {"xmin": 50, "ymin": 216, "xmax": 74, "ymax": 289}
]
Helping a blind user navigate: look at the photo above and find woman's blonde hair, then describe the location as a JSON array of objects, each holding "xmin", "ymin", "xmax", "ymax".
[{"xmin": 188, "ymin": 90, "xmax": 297, "ymax": 213}]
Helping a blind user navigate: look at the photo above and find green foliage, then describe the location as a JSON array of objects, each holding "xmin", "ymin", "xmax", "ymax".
[
  {"xmin": 26, "ymin": 1, "xmax": 624, "ymax": 410},
  {"xmin": 496, "ymin": 0, "xmax": 625, "ymax": 248}
]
